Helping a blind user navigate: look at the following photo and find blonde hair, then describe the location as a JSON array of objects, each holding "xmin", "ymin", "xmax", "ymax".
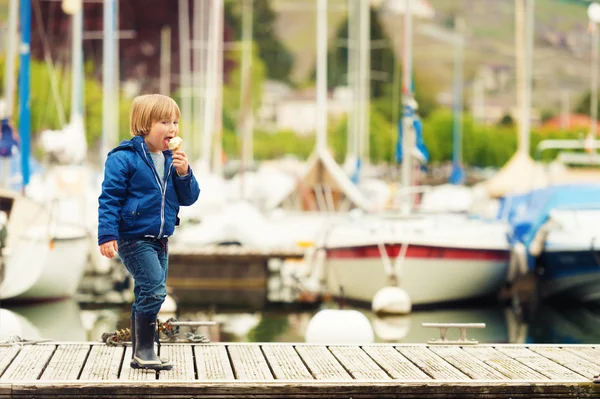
[{"xmin": 129, "ymin": 94, "xmax": 181, "ymax": 136}]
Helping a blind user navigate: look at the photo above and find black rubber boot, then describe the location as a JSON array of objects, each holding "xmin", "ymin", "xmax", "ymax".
[
  {"xmin": 131, "ymin": 315, "xmax": 169, "ymax": 365},
  {"xmin": 131, "ymin": 315, "xmax": 172, "ymax": 371},
  {"xmin": 130, "ymin": 315, "xmax": 135, "ymax": 359}
]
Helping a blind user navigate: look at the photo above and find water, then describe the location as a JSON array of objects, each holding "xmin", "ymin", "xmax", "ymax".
[{"xmin": 1, "ymin": 297, "xmax": 599, "ymax": 345}]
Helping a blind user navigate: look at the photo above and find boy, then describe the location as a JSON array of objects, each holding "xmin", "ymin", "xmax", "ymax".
[{"xmin": 98, "ymin": 94, "xmax": 200, "ymax": 371}]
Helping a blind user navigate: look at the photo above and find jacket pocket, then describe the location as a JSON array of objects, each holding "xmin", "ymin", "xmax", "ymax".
[{"xmin": 121, "ymin": 199, "xmax": 139, "ymax": 227}]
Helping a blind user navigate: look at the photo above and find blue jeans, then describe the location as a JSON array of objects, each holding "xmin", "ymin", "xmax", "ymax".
[{"xmin": 117, "ymin": 238, "xmax": 169, "ymax": 318}]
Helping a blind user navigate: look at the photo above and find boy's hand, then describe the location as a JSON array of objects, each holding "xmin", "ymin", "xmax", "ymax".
[
  {"xmin": 99, "ymin": 240, "xmax": 118, "ymax": 259},
  {"xmin": 172, "ymin": 150, "xmax": 189, "ymax": 176}
]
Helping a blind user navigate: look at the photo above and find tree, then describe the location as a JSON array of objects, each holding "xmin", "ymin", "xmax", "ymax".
[
  {"xmin": 575, "ymin": 89, "xmax": 600, "ymax": 117},
  {"xmin": 318, "ymin": 6, "xmax": 395, "ymax": 99},
  {"xmin": 225, "ymin": 0, "xmax": 294, "ymax": 83},
  {"xmin": 318, "ymin": 6, "xmax": 439, "ymax": 122}
]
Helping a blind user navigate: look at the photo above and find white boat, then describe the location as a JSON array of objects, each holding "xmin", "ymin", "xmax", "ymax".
[
  {"xmin": 0, "ymin": 170, "xmax": 91, "ymax": 302},
  {"xmin": 0, "ymin": 188, "xmax": 53, "ymax": 300},
  {"xmin": 321, "ymin": 213, "xmax": 511, "ymax": 307},
  {"xmin": 12, "ymin": 224, "xmax": 89, "ymax": 301},
  {"xmin": 534, "ymin": 208, "xmax": 600, "ymax": 304},
  {"xmin": 505, "ymin": 185, "xmax": 600, "ymax": 305}
]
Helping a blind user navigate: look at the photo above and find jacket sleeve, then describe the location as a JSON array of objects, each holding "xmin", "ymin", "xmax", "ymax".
[
  {"xmin": 174, "ymin": 166, "xmax": 201, "ymax": 206},
  {"xmin": 98, "ymin": 152, "xmax": 129, "ymax": 244}
]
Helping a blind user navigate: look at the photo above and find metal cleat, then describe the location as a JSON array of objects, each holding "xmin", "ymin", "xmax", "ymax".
[{"xmin": 422, "ymin": 322, "xmax": 486, "ymax": 345}]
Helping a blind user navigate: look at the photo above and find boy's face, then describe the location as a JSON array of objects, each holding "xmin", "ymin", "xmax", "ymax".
[{"xmin": 144, "ymin": 114, "xmax": 179, "ymax": 153}]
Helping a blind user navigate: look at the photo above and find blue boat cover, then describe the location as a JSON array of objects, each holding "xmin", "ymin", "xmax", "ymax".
[{"xmin": 503, "ymin": 185, "xmax": 600, "ymax": 264}]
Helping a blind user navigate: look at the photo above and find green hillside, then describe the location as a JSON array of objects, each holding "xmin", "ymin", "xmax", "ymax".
[{"xmin": 273, "ymin": 0, "xmax": 595, "ymax": 112}]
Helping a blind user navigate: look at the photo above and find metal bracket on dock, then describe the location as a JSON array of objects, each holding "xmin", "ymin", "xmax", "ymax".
[{"xmin": 422, "ymin": 323, "xmax": 486, "ymax": 345}]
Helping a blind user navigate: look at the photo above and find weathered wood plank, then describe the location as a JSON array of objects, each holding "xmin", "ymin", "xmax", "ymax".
[
  {"xmin": 429, "ymin": 346, "xmax": 507, "ymax": 380},
  {"xmin": 261, "ymin": 345, "xmax": 313, "ymax": 380},
  {"xmin": 10, "ymin": 380, "xmax": 600, "ymax": 399},
  {"xmin": 530, "ymin": 346, "xmax": 600, "ymax": 379},
  {"xmin": 195, "ymin": 345, "xmax": 235, "ymax": 381},
  {"xmin": 363, "ymin": 346, "xmax": 430, "ymax": 380},
  {"xmin": 1, "ymin": 344, "xmax": 55, "ymax": 380},
  {"xmin": 496, "ymin": 346, "xmax": 588, "ymax": 381},
  {"xmin": 295, "ymin": 345, "xmax": 352, "ymax": 380},
  {"xmin": 462, "ymin": 346, "xmax": 548, "ymax": 380},
  {"xmin": 119, "ymin": 347, "xmax": 156, "ymax": 381},
  {"xmin": 79, "ymin": 344, "xmax": 124, "ymax": 380},
  {"xmin": 158, "ymin": 345, "xmax": 195, "ymax": 380},
  {"xmin": 0, "ymin": 345, "xmax": 21, "ymax": 376},
  {"xmin": 40, "ymin": 344, "xmax": 90, "ymax": 380},
  {"xmin": 563, "ymin": 346, "xmax": 600, "ymax": 368},
  {"xmin": 0, "ymin": 383, "xmax": 10, "ymax": 399},
  {"xmin": 397, "ymin": 346, "xmax": 470, "ymax": 380},
  {"xmin": 227, "ymin": 345, "xmax": 273, "ymax": 380},
  {"xmin": 329, "ymin": 346, "xmax": 390, "ymax": 380}
]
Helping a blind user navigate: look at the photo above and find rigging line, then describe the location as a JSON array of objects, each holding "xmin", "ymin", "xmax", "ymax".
[{"xmin": 32, "ymin": 0, "xmax": 67, "ymax": 127}]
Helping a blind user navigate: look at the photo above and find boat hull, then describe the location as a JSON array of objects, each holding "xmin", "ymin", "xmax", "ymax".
[
  {"xmin": 14, "ymin": 229, "xmax": 89, "ymax": 302},
  {"xmin": 326, "ymin": 244, "xmax": 510, "ymax": 306},
  {"xmin": 536, "ymin": 249, "xmax": 600, "ymax": 304}
]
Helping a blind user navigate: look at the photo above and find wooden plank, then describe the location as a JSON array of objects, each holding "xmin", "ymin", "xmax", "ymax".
[
  {"xmin": 530, "ymin": 346, "xmax": 600, "ymax": 379},
  {"xmin": 170, "ymin": 245, "xmax": 305, "ymax": 259},
  {"xmin": 1, "ymin": 344, "xmax": 55, "ymax": 380},
  {"xmin": 563, "ymin": 346, "xmax": 600, "ymax": 367},
  {"xmin": 79, "ymin": 345, "xmax": 124, "ymax": 380},
  {"xmin": 40, "ymin": 344, "xmax": 90, "ymax": 380},
  {"xmin": 261, "ymin": 345, "xmax": 313, "ymax": 380},
  {"xmin": 227, "ymin": 345, "xmax": 273, "ymax": 380},
  {"xmin": 496, "ymin": 346, "xmax": 588, "ymax": 381},
  {"xmin": 0, "ymin": 382, "xmax": 10, "ymax": 399},
  {"xmin": 329, "ymin": 346, "xmax": 390, "ymax": 380},
  {"xmin": 462, "ymin": 346, "xmax": 548, "ymax": 380},
  {"xmin": 429, "ymin": 346, "xmax": 507, "ymax": 380},
  {"xmin": 295, "ymin": 346, "xmax": 352, "ymax": 381},
  {"xmin": 362, "ymin": 346, "xmax": 431, "ymax": 380},
  {"xmin": 119, "ymin": 347, "xmax": 156, "ymax": 381},
  {"xmin": 195, "ymin": 345, "xmax": 235, "ymax": 381},
  {"xmin": 0, "ymin": 345, "xmax": 21, "ymax": 376},
  {"xmin": 397, "ymin": 346, "xmax": 470, "ymax": 380},
  {"xmin": 8, "ymin": 380, "xmax": 600, "ymax": 399},
  {"xmin": 158, "ymin": 345, "xmax": 195, "ymax": 380}
]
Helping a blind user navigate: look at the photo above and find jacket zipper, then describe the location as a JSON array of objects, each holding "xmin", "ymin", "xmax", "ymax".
[{"xmin": 140, "ymin": 143, "xmax": 173, "ymax": 238}]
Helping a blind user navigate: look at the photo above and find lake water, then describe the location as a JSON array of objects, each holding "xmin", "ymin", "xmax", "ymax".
[{"xmin": 1, "ymin": 298, "xmax": 599, "ymax": 346}]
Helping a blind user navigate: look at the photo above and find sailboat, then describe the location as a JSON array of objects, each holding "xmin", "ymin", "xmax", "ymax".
[{"xmin": 309, "ymin": 0, "xmax": 511, "ymax": 309}]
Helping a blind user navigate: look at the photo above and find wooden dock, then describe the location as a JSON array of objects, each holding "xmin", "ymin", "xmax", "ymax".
[
  {"xmin": 167, "ymin": 246, "xmax": 307, "ymax": 308},
  {"xmin": 0, "ymin": 342, "xmax": 600, "ymax": 398}
]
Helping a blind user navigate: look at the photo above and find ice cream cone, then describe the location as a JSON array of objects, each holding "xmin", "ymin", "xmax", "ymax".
[{"xmin": 168, "ymin": 137, "xmax": 183, "ymax": 152}]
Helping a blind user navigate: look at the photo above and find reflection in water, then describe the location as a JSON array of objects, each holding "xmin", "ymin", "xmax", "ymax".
[
  {"xmin": 1, "ymin": 299, "xmax": 88, "ymax": 341},
  {"xmin": 179, "ymin": 304, "xmax": 516, "ymax": 344},
  {"xmin": 526, "ymin": 304, "xmax": 600, "ymax": 344},
  {"xmin": 2, "ymin": 297, "xmax": 600, "ymax": 345},
  {"xmin": 371, "ymin": 307, "xmax": 510, "ymax": 344}
]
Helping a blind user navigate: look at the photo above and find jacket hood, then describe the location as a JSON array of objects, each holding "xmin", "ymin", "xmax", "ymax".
[{"xmin": 108, "ymin": 136, "xmax": 143, "ymax": 156}]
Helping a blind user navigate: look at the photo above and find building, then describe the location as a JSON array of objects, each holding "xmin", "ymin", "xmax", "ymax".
[
  {"xmin": 29, "ymin": 0, "xmax": 235, "ymax": 94},
  {"xmin": 540, "ymin": 113, "xmax": 600, "ymax": 132},
  {"xmin": 257, "ymin": 82, "xmax": 352, "ymax": 135}
]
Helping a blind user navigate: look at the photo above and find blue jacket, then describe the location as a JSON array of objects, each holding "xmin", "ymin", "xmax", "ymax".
[{"xmin": 98, "ymin": 135, "xmax": 200, "ymax": 245}]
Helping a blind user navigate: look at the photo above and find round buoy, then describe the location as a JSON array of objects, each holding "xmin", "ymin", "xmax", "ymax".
[
  {"xmin": 372, "ymin": 286, "xmax": 412, "ymax": 315},
  {"xmin": 305, "ymin": 309, "xmax": 374, "ymax": 343}
]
